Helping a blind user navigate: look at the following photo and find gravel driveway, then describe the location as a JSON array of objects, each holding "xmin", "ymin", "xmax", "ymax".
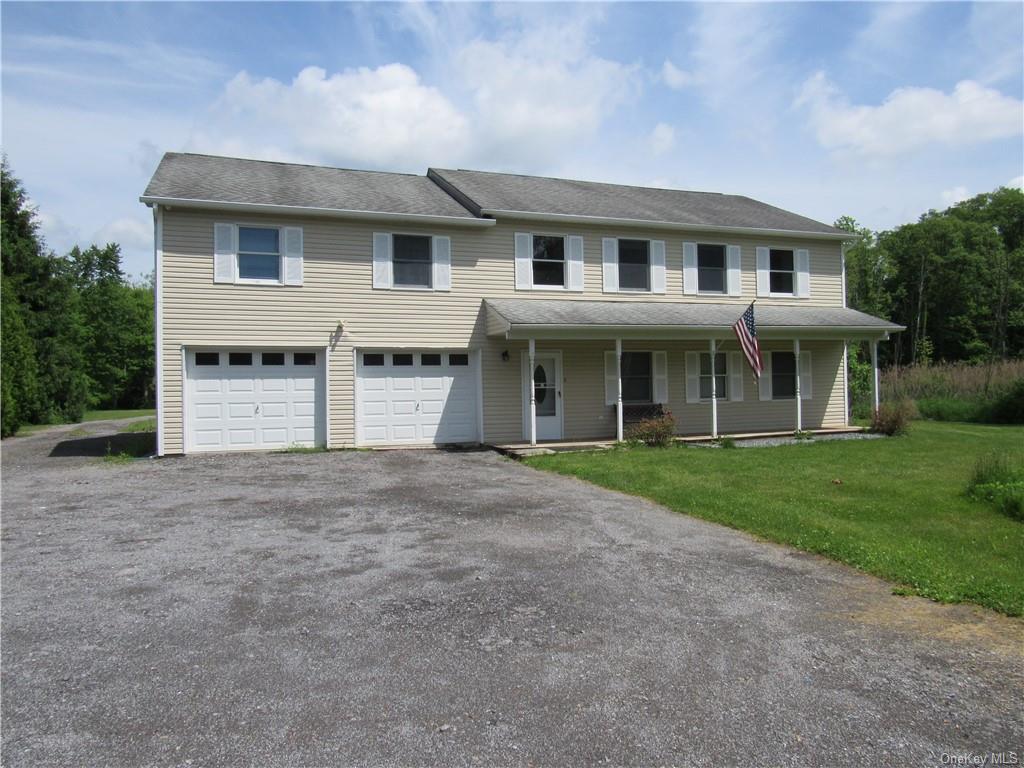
[{"xmin": 2, "ymin": 421, "xmax": 1022, "ymax": 767}]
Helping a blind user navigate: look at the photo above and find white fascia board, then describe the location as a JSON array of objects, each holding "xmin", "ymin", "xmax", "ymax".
[
  {"xmin": 480, "ymin": 208, "xmax": 853, "ymax": 241},
  {"xmin": 500, "ymin": 323, "xmax": 897, "ymax": 341},
  {"xmin": 139, "ymin": 196, "xmax": 496, "ymax": 227}
]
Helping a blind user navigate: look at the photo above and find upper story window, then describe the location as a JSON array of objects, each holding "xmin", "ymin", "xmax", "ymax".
[
  {"xmin": 618, "ymin": 239, "xmax": 650, "ymax": 291},
  {"xmin": 769, "ymin": 249, "xmax": 795, "ymax": 295},
  {"xmin": 393, "ymin": 235, "xmax": 432, "ymax": 288},
  {"xmin": 532, "ymin": 235, "xmax": 565, "ymax": 287},
  {"xmin": 238, "ymin": 227, "xmax": 281, "ymax": 282},
  {"xmin": 699, "ymin": 352, "xmax": 728, "ymax": 400},
  {"xmin": 697, "ymin": 244, "xmax": 726, "ymax": 294},
  {"xmin": 213, "ymin": 223, "xmax": 303, "ymax": 287},
  {"xmin": 373, "ymin": 233, "xmax": 451, "ymax": 291}
]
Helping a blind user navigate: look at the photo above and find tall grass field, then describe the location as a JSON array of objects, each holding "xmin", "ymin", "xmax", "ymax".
[{"xmin": 878, "ymin": 359, "xmax": 1024, "ymax": 424}]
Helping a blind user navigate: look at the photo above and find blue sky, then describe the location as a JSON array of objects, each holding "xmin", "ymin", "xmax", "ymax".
[{"xmin": 2, "ymin": 1, "xmax": 1022, "ymax": 278}]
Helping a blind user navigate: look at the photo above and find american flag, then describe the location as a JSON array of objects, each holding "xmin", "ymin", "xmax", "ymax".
[{"xmin": 732, "ymin": 302, "xmax": 764, "ymax": 378}]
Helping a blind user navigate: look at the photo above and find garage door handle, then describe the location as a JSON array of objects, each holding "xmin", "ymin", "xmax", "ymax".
[
  {"xmin": 415, "ymin": 402, "xmax": 421, "ymax": 411},
  {"xmin": 254, "ymin": 404, "xmax": 260, "ymax": 414}
]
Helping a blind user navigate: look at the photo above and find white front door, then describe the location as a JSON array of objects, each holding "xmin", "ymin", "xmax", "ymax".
[{"xmin": 523, "ymin": 352, "xmax": 563, "ymax": 441}]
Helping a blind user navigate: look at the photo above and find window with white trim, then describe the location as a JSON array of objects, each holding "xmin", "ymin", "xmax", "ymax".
[
  {"xmin": 393, "ymin": 235, "xmax": 432, "ymax": 288},
  {"xmin": 772, "ymin": 351, "xmax": 797, "ymax": 399},
  {"xmin": 699, "ymin": 352, "xmax": 728, "ymax": 400},
  {"xmin": 238, "ymin": 227, "xmax": 281, "ymax": 282},
  {"xmin": 621, "ymin": 351, "xmax": 653, "ymax": 403},
  {"xmin": 532, "ymin": 235, "xmax": 565, "ymax": 287},
  {"xmin": 769, "ymin": 249, "xmax": 795, "ymax": 295},
  {"xmin": 618, "ymin": 239, "xmax": 650, "ymax": 291},
  {"xmin": 697, "ymin": 244, "xmax": 726, "ymax": 294}
]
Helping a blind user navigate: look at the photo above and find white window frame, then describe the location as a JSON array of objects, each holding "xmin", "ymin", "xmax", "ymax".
[
  {"xmin": 616, "ymin": 238, "xmax": 653, "ymax": 293},
  {"xmin": 695, "ymin": 242, "xmax": 728, "ymax": 296},
  {"xmin": 698, "ymin": 351, "xmax": 729, "ymax": 401},
  {"xmin": 768, "ymin": 247, "xmax": 798, "ymax": 298},
  {"xmin": 530, "ymin": 233, "xmax": 569, "ymax": 291},
  {"xmin": 236, "ymin": 224, "xmax": 284, "ymax": 286},
  {"xmin": 389, "ymin": 231, "xmax": 435, "ymax": 291}
]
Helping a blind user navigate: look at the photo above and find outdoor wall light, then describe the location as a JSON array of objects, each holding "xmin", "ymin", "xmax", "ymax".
[{"xmin": 501, "ymin": 350, "xmax": 510, "ymax": 362}]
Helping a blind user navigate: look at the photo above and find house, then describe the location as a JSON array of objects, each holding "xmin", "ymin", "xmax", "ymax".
[{"xmin": 140, "ymin": 153, "xmax": 902, "ymax": 455}]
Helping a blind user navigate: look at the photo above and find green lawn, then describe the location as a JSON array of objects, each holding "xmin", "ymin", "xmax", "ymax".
[
  {"xmin": 83, "ymin": 408, "xmax": 155, "ymax": 422},
  {"xmin": 525, "ymin": 421, "xmax": 1024, "ymax": 616}
]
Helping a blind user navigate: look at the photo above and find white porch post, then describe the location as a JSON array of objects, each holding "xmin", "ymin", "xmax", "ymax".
[
  {"xmin": 794, "ymin": 338, "xmax": 802, "ymax": 432},
  {"xmin": 528, "ymin": 338, "xmax": 537, "ymax": 446},
  {"xmin": 709, "ymin": 338, "xmax": 718, "ymax": 439},
  {"xmin": 615, "ymin": 338, "xmax": 624, "ymax": 442},
  {"xmin": 842, "ymin": 340, "xmax": 850, "ymax": 427},
  {"xmin": 871, "ymin": 339, "xmax": 880, "ymax": 415}
]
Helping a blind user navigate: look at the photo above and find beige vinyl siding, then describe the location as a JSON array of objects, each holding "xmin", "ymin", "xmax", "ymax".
[{"xmin": 159, "ymin": 209, "xmax": 847, "ymax": 452}]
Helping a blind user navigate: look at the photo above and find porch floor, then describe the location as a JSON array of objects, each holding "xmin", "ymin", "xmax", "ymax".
[{"xmin": 491, "ymin": 426, "xmax": 866, "ymax": 458}]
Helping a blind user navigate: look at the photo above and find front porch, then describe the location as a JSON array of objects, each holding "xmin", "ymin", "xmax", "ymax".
[{"xmin": 484, "ymin": 298, "xmax": 902, "ymax": 447}]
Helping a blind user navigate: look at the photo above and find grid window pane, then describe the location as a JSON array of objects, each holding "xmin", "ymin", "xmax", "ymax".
[
  {"xmin": 195, "ymin": 352, "xmax": 219, "ymax": 366},
  {"xmin": 261, "ymin": 352, "xmax": 285, "ymax": 365},
  {"xmin": 621, "ymin": 351, "xmax": 652, "ymax": 403},
  {"xmin": 697, "ymin": 244, "xmax": 726, "ymax": 293},
  {"xmin": 392, "ymin": 354, "xmax": 413, "ymax": 366},
  {"xmin": 229, "ymin": 352, "xmax": 252, "ymax": 366},
  {"xmin": 769, "ymin": 249, "xmax": 795, "ymax": 295},
  {"xmin": 363, "ymin": 354, "xmax": 385, "ymax": 366},
  {"xmin": 532, "ymin": 236, "xmax": 565, "ymax": 286},
  {"xmin": 238, "ymin": 227, "xmax": 279, "ymax": 253},
  {"xmin": 238, "ymin": 253, "xmax": 280, "ymax": 281},
  {"xmin": 770, "ymin": 271, "xmax": 794, "ymax": 294},
  {"xmin": 394, "ymin": 261, "xmax": 432, "ymax": 287},
  {"xmin": 533, "ymin": 259, "xmax": 565, "ymax": 286},
  {"xmin": 393, "ymin": 235, "xmax": 432, "ymax": 288},
  {"xmin": 772, "ymin": 352, "xmax": 797, "ymax": 399},
  {"xmin": 533, "ymin": 236, "xmax": 564, "ymax": 261},
  {"xmin": 421, "ymin": 353, "xmax": 442, "ymax": 366},
  {"xmin": 769, "ymin": 249, "xmax": 794, "ymax": 272},
  {"xmin": 294, "ymin": 352, "xmax": 316, "ymax": 366},
  {"xmin": 449, "ymin": 354, "xmax": 469, "ymax": 366},
  {"xmin": 618, "ymin": 240, "xmax": 650, "ymax": 291},
  {"xmin": 698, "ymin": 353, "xmax": 728, "ymax": 399}
]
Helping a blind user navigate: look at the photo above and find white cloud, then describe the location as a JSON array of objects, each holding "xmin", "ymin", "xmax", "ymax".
[
  {"xmin": 1009, "ymin": 176, "xmax": 1024, "ymax": 190},
  {"xmin": 93, "ymin": 216, "xmax": 152, "ymax": 253},
  {"xmin": 648, "ymin": 123, "xmax": 676, "ymax": 155},
  {"xmin": 796, "ymin": 72, "xmax": 1024, "ymax": 156},
  {"xmin": 941, "ymin": 186, "xmax": 970, "ymax": 206},
  {"xmin": 662, "ymin": 60, "xmax": 697, "ymax": 90},
  {"xmin": 190, "ymin": 64, "xmax": 471, "ymax": 170}
]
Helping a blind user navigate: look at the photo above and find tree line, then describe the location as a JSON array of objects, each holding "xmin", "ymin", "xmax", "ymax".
[
  {"xmin": 837, "ymin": 186, "xmax": 1024, "ymax": 366},
  {"xmin": 2, "ymin": 159, "xmax": 154, "ymax": 437}
]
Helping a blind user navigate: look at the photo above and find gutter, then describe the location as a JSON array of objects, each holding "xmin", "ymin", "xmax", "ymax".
[
  {"xmin": 479, "ymin": 208, "xmax": 854, "ymax": 241},
  {"xmin": 138, "ymin": 196, "xmax": 497, "ymax": 227},
  {"xmin": 502, "ymin": 322, "xmax": 904, "ymax": 334}
]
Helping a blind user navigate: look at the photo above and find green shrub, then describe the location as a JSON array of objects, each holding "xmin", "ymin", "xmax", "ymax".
[
  {"xmin": 967, "ymin": 454, "xmax": 1024, "ymax": 522},
  {"xmin": 989, "ymin": 379, "xmax": 1024, "ymax": 424},
  {"xmin": 625, "ymin": 411, "xmax": 676, "ymax": 447},
  {"xmin": 714, "ymin": 435, "xmax": 737, "ymax": 449},
  {"xmin": 870, "ymin": 399, "xmax": 916, "ymax": 436}
]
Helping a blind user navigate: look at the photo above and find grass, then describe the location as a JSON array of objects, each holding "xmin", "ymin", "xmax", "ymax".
[
  {"xmin": 118, "ymin": 418, "xmax": 157, "ymax": 433},
  {"xmin": 525, "ymin": 421, "xmax": 1024, "ymax": 616},
  {"xmin": 83, "ymin": 408, "xmax": 155, "ymax": 422},
  {"xmin": 278, "ymin": 444, "xmax": 328, "ymax": 454}
]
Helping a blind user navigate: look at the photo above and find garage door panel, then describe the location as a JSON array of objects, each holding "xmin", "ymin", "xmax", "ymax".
[
  {"xmin": 187, "ymin": 350, "xmax": 324, "ymax": 453},
  {"xmin": 356, "ymin": 351, "xmax": 478, "ymax": 446}
]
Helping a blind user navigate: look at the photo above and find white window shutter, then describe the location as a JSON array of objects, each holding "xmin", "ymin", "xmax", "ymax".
[
  {"xmin": 372, "ymin": 233, "xmax": 392, "ymax": 289},
  {"xmin": 756, "ymin": 247, "xmax": 770, "ymax": 296},
  {"xmin": 432, "ymin": 236, "xmax": 451, "ymax": 291},
  {"xmin": 759, "ymin": 351, "xmax": 773, "ymax": 400},
  {"xmin": 514, "ymin": 232, "xmax": 533, "ymax": 290},
  {"xmin": 685, "ymin": 351, "xmax": 700, "ymax": 403},
  {"xmin": 683, "ymin": 242, "xmax": 698, "ymax": 295},
  {"xmin": 567, "ymin": 235, "xmax": 584, "ymax": 291},
  {"xmin": 283, "ymin": 227, "xmax": 303, "ymax": 286},
  {"xmin": 653, "ymin": 351, "xmax": 668, "ymax": 404},
  {"xmin": 800, "ymin": 350, "xmax": 813, "ymax": 400},
  {"xmin": 602, "ymin": 238, "xmax": 618, "ymax": 292},
  {"xmin": 213, "ymin": 223, "xmax": 236, "ymax": 283},
  {"xmin": 727, "ymin": 245, "xmax": 742, "ymax": 297},
  {"xmin": 604, "ymin": 351, "xmax": 619, "ymax": 405},
  {"xmin": 650, "ymin": 241, "xmax": 666, "ymax": 294},
  {"xmin": 796, "ymin": 249, "xmax": 811, "ymax": 298},
  {"xmin": 730, "ymin": 351, "xmax": 744, "ymax": 401}
]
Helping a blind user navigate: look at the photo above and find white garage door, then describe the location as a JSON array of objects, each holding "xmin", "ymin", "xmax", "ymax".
[
  {"xmin": 356, "ymin": 350, "xmax": 479, "ymax": 446},
  {"xmin": 186, "ymin": 349, "xmax": 325, "ymax": 452}
]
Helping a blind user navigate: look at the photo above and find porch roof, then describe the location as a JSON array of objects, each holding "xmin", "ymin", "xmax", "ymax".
[{"xmin": 485, "ymin": 299, "xmax": 904, "ymax": 341}]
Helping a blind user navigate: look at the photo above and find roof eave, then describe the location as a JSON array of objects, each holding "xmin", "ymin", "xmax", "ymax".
[
  {"xmin": 139, "ymin": 196, "xmax": 496, "ymax": 227},
  {"xmin": 479, "ymin": 208, "xmax": 850, "ymax": 240},
  {"xmin": 495, "ymin": 321, "xmax": 901, "ymax": 341}
]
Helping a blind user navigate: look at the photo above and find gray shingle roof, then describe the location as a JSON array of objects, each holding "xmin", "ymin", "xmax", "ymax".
[
  {"xmin": 486, "ymin": 299, "xmax": 902, "ymax": 331},
  {"xmin": 143, "ymin": 153, "xmax": 480, "ymax": 220},
  {"xmin": 429, "ymin": 168, "xmax": 844, "ymax": 235}
]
